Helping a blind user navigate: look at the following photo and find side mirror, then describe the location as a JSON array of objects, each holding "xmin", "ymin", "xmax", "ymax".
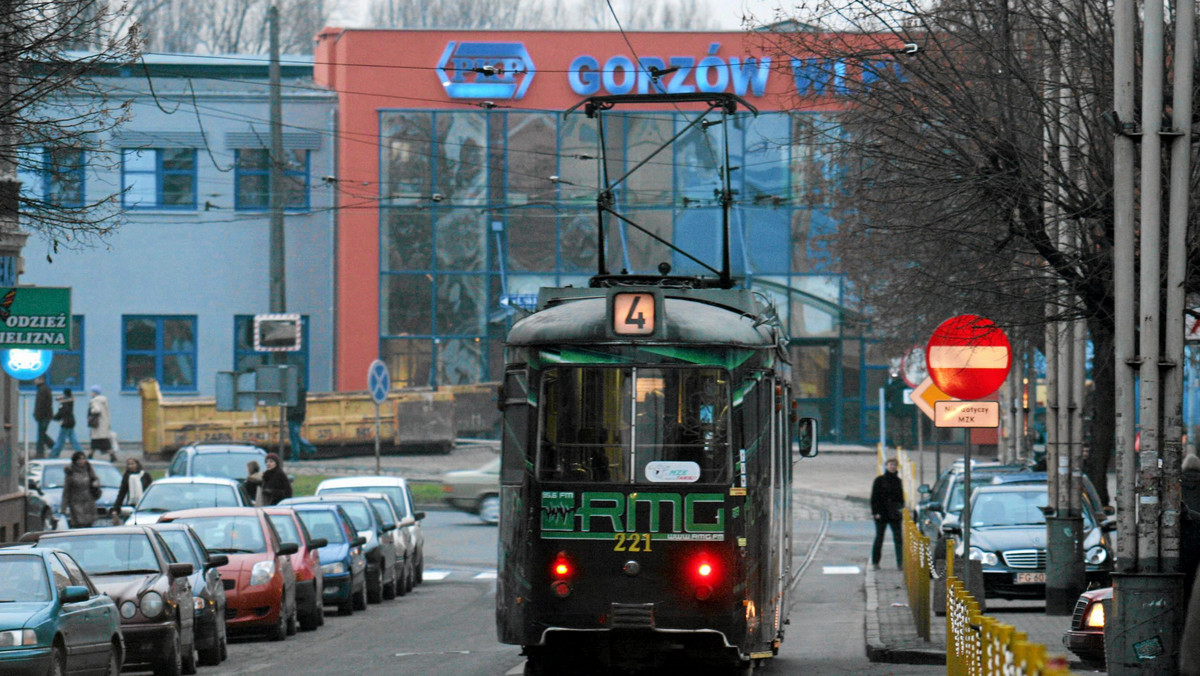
[
  {"xmin": 308, "ymin": 538, "xmax": 328, "ymax": 550},
  {"xmin": 918, "ymin": 484, "xmax": 931, "ymax": 495},
  {"xmin": 795, "ymin": 417, "xmax": 819, "ymax": 458},
  {"xmin": 206, "ymin": 555, "xmax": 229, "ymax": 569},
  {"xmin": 941, "ymin": 523, "xmax": 963, "ymax": 536},
  {"xmin": 351, "ymin": 536, "xmax": 367, "ymax": 548},
  {"xmin": 1104, "ymin": 505, "xmax": 1116, "ymax": 516},
  {"xmin": 1101, "ymin": 517, "xmax": 1117, "ymax": 532},
  {"xmin": 382, "ymin": 523, "xmax": 397, "ymax": 532},
  {"xmin": 278, "ymin": 542, "xmax": 299, "ymax": 557},
  {"xmin": 61, "ymin": 585, "xmax": 90, "ymax": 604},
  {"xmin": 26, "ymin": 479, "xmax": 39, "ymax": 492},
  {"xmin": 414, "ymin": 511, "xmax": 426, "ymax": 521},
  {"xmin": 926, "ymin": 504, "xmax": 944, "ymax": 514},
  {"xmin": 119, "ymin": 506, "xmax": 133, "ymax": 519},
  {"xmin": 168, "ymin": 562, "xmax": 195, "ymax": 578}
]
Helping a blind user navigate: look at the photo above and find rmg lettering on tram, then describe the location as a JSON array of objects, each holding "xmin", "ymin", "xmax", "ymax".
[{"xmin": 540, "ymin": 491, "xmax": 726, "ymax": 544}]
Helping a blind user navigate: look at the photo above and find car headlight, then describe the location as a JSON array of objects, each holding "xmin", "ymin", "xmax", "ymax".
[
  {"xmin": 140, "ymin": 591, "xmax": 164, "ymax": 619},
  {"xmin": 120, "ymin": 600, "xmax": 137, "ymax": 619},
  {"xmin": 0, "ymin": 629, "xmax": 37, "ymax": 647},
  {"xmin": 1085, "ymin": 602, "xmax": 1106, "ymax": 628},
  {"xmin": 321, "ymin": 562, "xmax": 346, "ymax": 575},
  {"xmin": 968, "ymin": 547, "xmax": 998, "ymax": 566},
  {"xmin": 250, "ymin": 560, "xmax": 276, "ymax": 587},
  {"xmin": 1085, "ymin": 545, "xmax": 1108, "ymax": 565},
  {"xmin": 193, "ymin": 597, "xmax": 205, "ymax": 612}
]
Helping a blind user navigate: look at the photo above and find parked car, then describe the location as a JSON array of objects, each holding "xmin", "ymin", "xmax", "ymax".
[
  {"xmin": 314, "ymin": 475, "xmax": 427, "ymax": 583},
  {"xmin": 159, "ymin": 507, "xmax": 298, "ymax": 641},
  {"xmin": 25, "ymin": 525, "xmax": 197, "ymax": 675},
  {"xmin": 166, "ymin": 442, "xmax": 268, "ymax": 486},
  {"xmin": 0, "ymin": 546, "xmax": 123, "ymax": 675},
  {"xmin": 441, "ymin": 457, "xmax": 501, "ymax": 525},
  {"xmin": 124, "ymin": 477, "xmax": 253, "ymax": 525},
  {"xmin": 1063, "ymin": 585, "xmax": 1111, "ymax": 667},
  {"xmin": 288, "ymin": 503, "xmax": 368, "ymax": 616},
  {"xmin": 263, "ymin": 507, "xmax": 327, "ymax": 630},
  {"xmin": 916, "ymin": 462, "xmax": 1031, "ymax": 546},
  {"xmin": 26, "ymin": 459, "xmax": 123, "ymax": 528},
  {"xmin": 150, "ymin": 522, "xmax": 230, "ymax": 666},
  {"xmin": 942, "ymin": 483, "xmax": 1113, "ymax": 599},
  {"xmin": 316, "ymin": 492, "xmax": 411, "ymax": 596},
  {"xmin": 281, "ymin": 495, "xmax": 398, "ymax": 604}
]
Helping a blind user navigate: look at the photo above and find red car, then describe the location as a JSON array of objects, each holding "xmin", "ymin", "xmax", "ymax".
[
  {"xmin": 160, "ymin": 507, "xmax": 298, "ymax": 641},
  {"xmin": 264, "ymin": 507, "xmax": 327, "ymax": 631},
  {"xmin": 1063, "ymin": 586, "xmax": 1111, "ymax": 667}
]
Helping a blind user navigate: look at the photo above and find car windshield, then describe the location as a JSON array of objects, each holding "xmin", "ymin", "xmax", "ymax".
[
  {"xmin": 326, "ymin": 501, "xmax": 372, "ymax": 531},
  {"xmin": 296, "ymin": 510, "xmax": 346, "ymax": 544},
  {"xmin": 320, "ymin": 486, "xmax": 410, "ymax": 518},
  {"xmin": 43, "ymin": 533, "xmax": 161, "ymax": 575},
  {"xmin": 268, "ymin": 514, "xmax": 301, "ymax": 546},
  {"xmin": 42, "ymin": 463, "xmax": 122, "ymax": 489},
  {"xmin": 191, "ymin": 451, "xmax": 265, "ymax": 480},
  {"xmin": 948, "ymin": 475, "xmax": 1005, "ymax": 513},
  {"xmin": 173, "ymin": 516, "xmax": 266, "ymax": 554},
  {"xmin": 367, "ymin": 499, "xmax": 395, "ymax": 528},
  {"xmin": 970, "ymin": 490, "xmax": 1050, "ymax": 527},
  {"xmin": 0, "ymin": 556, "xmax": 51, "ymax": 602},
  {"xmin": 136, "ymin": 483, "xmax": 239, "ymax": 512},
  {"xmin": 155, "ymin": 530, "xmax": 202, "ymax": 568}
]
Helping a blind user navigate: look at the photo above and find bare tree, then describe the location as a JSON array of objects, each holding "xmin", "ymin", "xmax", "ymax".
[
  {"xmin": 367, "ymin": 0, "xmax": 717, "ymax": 30},
  {"xmin": 126, "ymin": 0, "xmax": 338, "ymax": 54},
  {"xmin": 759, "ymin": 0, "xmax": 1177, "ymax": 500},
  {"xmin": 2, "ymin": 0, "xmax": 141, "ymax": 251}
]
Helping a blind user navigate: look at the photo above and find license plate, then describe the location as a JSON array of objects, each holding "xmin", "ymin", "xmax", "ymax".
[{"xmin": 1016, "ymin": 572, "xmax": 1045, "ymax": 584}]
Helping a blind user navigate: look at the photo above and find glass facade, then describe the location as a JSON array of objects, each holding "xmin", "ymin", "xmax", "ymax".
[{"xmin": 378, "ymin": 108, "xmax": 870, "ymax": 442}]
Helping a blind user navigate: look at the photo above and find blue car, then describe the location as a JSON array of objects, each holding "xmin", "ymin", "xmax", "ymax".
[
  {"xmin": 281, "ymin": 495, "xmax": 398, "ymax": 606},
  {"xmin": 0, "ymin": 546, "xmax": 123, "ymax": 675},
  {"xmin": 288, "ymin": 504, "xmax": 367, "ymax": 615},
  {"xmin": 151, "ymin": 522, "xmax": 230, "ymax": 666}
]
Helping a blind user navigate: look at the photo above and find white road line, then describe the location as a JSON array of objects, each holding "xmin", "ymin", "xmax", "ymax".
[
  {"xmin": 822, "ymin": 565, "xmax": 861, "ymax": 575},
  {"xmin": 422, "ymin": 570, "xmax": 451, "ymax": 580},
  {"xmin": 474, "ymin": 571, "xmax": 498, "ymax": 579}
]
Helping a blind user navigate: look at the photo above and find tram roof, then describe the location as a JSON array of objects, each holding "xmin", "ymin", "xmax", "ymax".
[{"xmin": 506, "ymin": 291, "xmax": 779, "ymax": 348}]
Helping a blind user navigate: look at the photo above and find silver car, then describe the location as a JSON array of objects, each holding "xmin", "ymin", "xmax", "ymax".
[{"xmin": 314, "ymin": 476, "xmax": 427, "ymax": 584}]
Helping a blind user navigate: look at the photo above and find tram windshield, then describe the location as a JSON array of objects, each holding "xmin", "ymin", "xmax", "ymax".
[{"xmin": 539, "ymin": 367, "xmax": 730, "ymax": 484}]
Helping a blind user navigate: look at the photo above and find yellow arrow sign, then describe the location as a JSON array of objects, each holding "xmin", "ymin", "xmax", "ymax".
[{"xmin": 911, "ymin": 376, "xmax": 955, "ymax": 421}]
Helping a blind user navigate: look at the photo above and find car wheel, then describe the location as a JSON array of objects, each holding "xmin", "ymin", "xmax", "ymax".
[
  {"xmin": 48, "ymin": 643, "xmax": 66, "ymax": 676},
  {"xmin": 181, "ymin": 640, "xmax": 197, "ymax": 676},
  {"xmin": 353, "ymin": 579, "xmax": 369, "ymax": 611},
  {"xmin": 404, "ymin": 562, "xmax": 414, "ymax": 594},
  {"xmin": 415, "ymin": 557, "xmax": 423, "ymax": 584},
  {"xmin": 479, "ymin": 495, "xmax": 501, "ymax": 525},
  {"xmin": 286, "ymin": 604, "xmax": 298, "ymax": 636},
  {"xmin": 395, "ymin": 563, "xmax": 409, "ymax": 597},
  {"xmin": 104, "ymin": 638, "xmax": 122, "ymax": 676},
  {"xmin": 218, "ymin": 615, "xmax": 228, "ymax": 662},
  {"xmin": 299, "ymin": 593, "xmax": 321, "ymax": 631},
  {"xmin": 266, "ymin": 601, "xmax": 288, "ymax": 641},
  {"xmin": 368, "ymin": 570, "xmax": 384, "ymax": 604},
  {"xmin": 383, "ymin": 569, "xmax": 397, "ymax": 600},
  {"xmin": 198, "ymin": 619, "xmax": 222, "ymax": 666},
  {"xmin": 152, "ymin": 625, "xmax": 182, "ymax": 676}
]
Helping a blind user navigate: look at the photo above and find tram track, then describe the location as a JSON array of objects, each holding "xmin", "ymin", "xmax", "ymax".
[{"xmin": 789, "ymin": 496, "xmax": 832, "ymax": 592}]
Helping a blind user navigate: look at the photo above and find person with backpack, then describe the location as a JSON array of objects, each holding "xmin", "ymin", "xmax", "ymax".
[{"xmin": 49, "ymin": 388, "xmax": 83, "ymax": 458}]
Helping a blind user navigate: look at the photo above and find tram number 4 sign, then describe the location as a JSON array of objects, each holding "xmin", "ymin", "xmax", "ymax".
[{"xmin": 612, "ymin": 292, "xmax": 656, "ymax": 335}]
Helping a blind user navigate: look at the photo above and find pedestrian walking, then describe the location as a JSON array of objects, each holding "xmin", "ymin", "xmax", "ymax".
[
  {"xmin": 86, "ymin": 385, "xmax": 116, "ymax": 462},
  {"xmin": 61, "ymin": 451, "xmax": 101, "ymax": 529},
  {"xmin": 111, "ymin": 457, "xmax": 152, "ymax": 520},
  {"xmin": 49, "ymin": 388, "xmax": 82, "ymax": 458},
  {"xmin": 259, "ymin": 453, "xmax": 292, "ymax": 506},
  {"xmin": 287, "ymin": 387, "xmax": 317, "ymax": 461},
  {"xmin": 245, "ymin": 460, "xmax": 264, "ymax": 506},
  {"xmin": 33, "ymin": 376, "xmax": 54, "ymax": 457},
  {"xmin": 870, "ymin": 457, "xmax": 905, "ymax": 569}
]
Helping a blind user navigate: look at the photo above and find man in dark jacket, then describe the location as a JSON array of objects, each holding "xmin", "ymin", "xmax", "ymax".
[
  {"xmin": 33, "ymin": 376, "xmax": 54, "ymax": 457},
  {"xmin": 870, "ymin": 457, "xmax": 905, "ymax": 569}
]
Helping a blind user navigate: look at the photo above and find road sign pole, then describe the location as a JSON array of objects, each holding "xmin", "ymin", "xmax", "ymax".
[
  {"xmin": 367, "ymin": 359, "xmax": 390, "ymax": 476},
  {"xmin": 374, "ymin": 402, "xmax": 381, "ymax": 476}
]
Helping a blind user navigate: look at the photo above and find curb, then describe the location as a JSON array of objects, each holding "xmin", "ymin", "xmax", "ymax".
[{"xmin": 863, "ymin": 563, "xmax": 947, "ymax": 666}]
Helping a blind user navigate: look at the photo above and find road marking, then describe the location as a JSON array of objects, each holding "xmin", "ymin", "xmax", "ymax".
[
  {"xmin": 422, "ymin": 570, "xmax": 451, "ymax": 581},
  {"xmin": 474, "ymin": 570, "xmax": 497, "ymax": 579},
  {"xmin": 822, "ymin": 565, "xmax": 861, "ymax": 575}
]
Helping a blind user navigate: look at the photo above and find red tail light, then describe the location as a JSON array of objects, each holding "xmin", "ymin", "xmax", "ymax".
[
  {"xmin": 691, "ymin": 556, "xmax": 717, "ymax": 600},
  {"xmin": 554, "ymin": 562, "xmax": 570, "ymax": 576},
  {"xmin": 697, "ymin": 563, "xmax": 713, "ymax": 577},
  {"xmin": 551, "ymin": 552, "xmax": 573, "ymax": 579}
]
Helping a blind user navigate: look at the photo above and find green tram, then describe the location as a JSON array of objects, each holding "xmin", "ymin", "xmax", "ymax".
[{"xmin": 496, "ymin": 93, "xmax": 820, "ymax": 674}]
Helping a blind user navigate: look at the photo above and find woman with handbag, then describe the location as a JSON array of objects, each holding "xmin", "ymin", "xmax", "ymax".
[
  {"xmin": 61, "ymin": 451, "xmax": 101, "ymax": 529},
  {"xmin": 87, "ymin": 385, "xmax": 116, "ymax": 462}
]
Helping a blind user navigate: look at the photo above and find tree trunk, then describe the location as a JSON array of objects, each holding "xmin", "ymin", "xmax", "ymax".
[{"xmin": 1086, "ymin": 316, "xmax": 1115, "ymax": 505}]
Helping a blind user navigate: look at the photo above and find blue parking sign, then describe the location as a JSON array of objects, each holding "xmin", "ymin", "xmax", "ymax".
[{"xmin": 368, "ymin": 359, "xmax": 390, "ymax": 404}]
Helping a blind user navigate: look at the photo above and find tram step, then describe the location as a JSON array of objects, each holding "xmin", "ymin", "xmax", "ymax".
[{"xmin": 609, "ymin": 603, "xmax": 655, "ymax": 629}]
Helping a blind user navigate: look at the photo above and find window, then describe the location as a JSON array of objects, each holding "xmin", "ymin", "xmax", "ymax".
[
  {"xmin": 121, "ymin": 148, "xmax": 197, "ymax": 209},
  {"xmin": 19, "ymin": 315, "xmax": 84, "ymax": 391},
  {"xmin": 18, "ymin": 147, "xmax": 85, "ymax": 207},
  {"xmin": 233, "ymin": 315, "xmax": 308, "ymax": 387},
  {"xmin": 122, "ymin": 315, "xmax": 196, "ymax": 391},
  {"xmin": 235, "ymin": 149, "xmax": 310, "ymax": 210}
]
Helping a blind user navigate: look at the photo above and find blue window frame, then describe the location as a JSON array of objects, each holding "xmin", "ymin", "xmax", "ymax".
[
  {"xmin": 235, "ymin": 149, "xmax": 310, "ymax": 211},
  {"xmin": 17, "ymin": 315, "xmax": 84, "ymax": 391},
  {"xmin": 121, "ymin": 148, "xmax": 197, "ymax": 210},
  {"xmin": 233, "ymin": 315, "xmax": 309, "ymax": 387},
  {"xmin": 122, "ymin": 315, "xmax": 197, "ymax": 392},
  {"xmin": 18, "ymin": 147, "xmax": 85, "ymax": 207}
]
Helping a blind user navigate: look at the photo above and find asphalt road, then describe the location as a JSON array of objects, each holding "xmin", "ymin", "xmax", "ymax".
[{"xmin": 137, "ymin": 496, "xmax": 943, "ymax": 676}]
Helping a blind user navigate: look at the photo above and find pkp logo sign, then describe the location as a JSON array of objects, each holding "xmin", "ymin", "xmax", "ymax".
[{"xmin": 436, "ymin": 42, "xmax": 536, "ymax": 99}]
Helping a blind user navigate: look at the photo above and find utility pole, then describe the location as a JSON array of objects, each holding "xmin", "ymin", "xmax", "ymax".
[{"xmin": 268, "ymin": 5, "xmax": 286, "ymax": 314}]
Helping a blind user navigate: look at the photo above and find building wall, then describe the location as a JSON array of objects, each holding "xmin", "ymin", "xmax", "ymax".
[{"xmin": 20, "ymin": 60, "xmax": 337, "ymax": 444}]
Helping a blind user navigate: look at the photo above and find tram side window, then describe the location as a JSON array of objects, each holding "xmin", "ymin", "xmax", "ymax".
[
  {"xmin": 634, "ymin": 368, "xmax": 730, "ymax": 484},
  {"xmin": 539, "ymin": 368, "xmax": 631, "ymax": 482},
  {"xmin": 500, "ymin": 369, "xmax": 530, "ymax": 484}
]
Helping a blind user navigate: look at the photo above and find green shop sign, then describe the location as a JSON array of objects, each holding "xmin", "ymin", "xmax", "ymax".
[
  {"xmin": 0, "ymin": 287, "xmax": 71, "ymax": 349},
  {"xmin": 540, "ymin": 490, "xmax": 726, "ymax": 542}
]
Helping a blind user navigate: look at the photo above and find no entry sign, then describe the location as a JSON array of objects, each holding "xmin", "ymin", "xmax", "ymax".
[{"xmin": 925, "ymin": 314, "xmax": 1011, "ymax": 400}]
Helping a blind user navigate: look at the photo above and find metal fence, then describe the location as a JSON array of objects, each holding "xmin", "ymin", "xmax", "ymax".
[
  {"xmin": 902, "ymin": 509, "xmax": 933, "ymax": 640},
  {"xmin": 943, "ymin": 544, "xmax": 1073, "ymax": 676}
]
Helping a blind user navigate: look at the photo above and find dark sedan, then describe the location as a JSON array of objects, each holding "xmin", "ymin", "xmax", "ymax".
[
  {"xmin": 151, "ymin": 522, "xmax": 230, "ymax": 666},
  {"xmin": 1063, "ymin": 586, "xmax": 1110, "ymax": 667},
  {"xmin": 27, "ymin": 526, "xmax": 197, "ymax": 675}
]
